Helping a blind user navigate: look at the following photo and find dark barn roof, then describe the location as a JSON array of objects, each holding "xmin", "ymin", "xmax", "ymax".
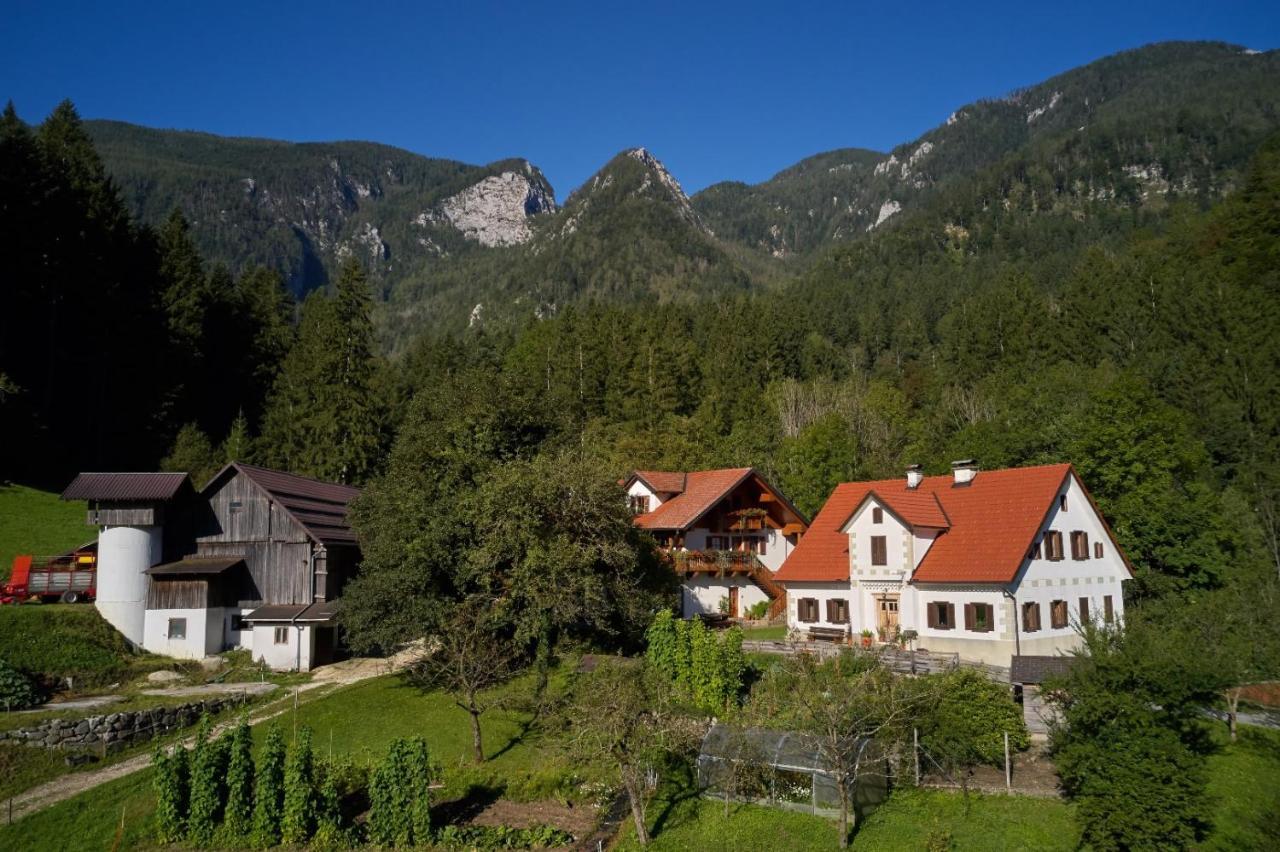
[
  {"xmin": 62, "ymin": 472, "xmax": 192, "ymax": 502},
  {"xmin": 1011, "ymin": 655, "xmax": 1076, "ymax": 685},
  {"xmin": 204, "ymin": 462, "xmax": 361, "ymax": 545},
  {"xmin": 243, "ymin": 601, "xmax": 338, "ymax": 623},
  {"xmin": 145, "ymin": 557, "xmax": 245, "ymax": 576}
]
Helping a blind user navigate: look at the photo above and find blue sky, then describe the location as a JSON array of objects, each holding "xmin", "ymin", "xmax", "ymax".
[{"xmin": 3, "ymin": 1, "xmax": 1277, "ymax": 197}]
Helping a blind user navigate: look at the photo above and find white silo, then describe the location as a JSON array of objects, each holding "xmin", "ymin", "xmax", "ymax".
[{"xmin": 95, "ymin": 523, "xmax": 163, "ymax": 647}]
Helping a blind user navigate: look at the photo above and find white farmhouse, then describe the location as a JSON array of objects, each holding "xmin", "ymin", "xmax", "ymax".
[
  {"xmin": 624, "ymin": 469, "xmax": 809, "ymax": 618},
  {"xmin": 774, "ymin": 461, "xmax": 1131, "ymax": 665}
]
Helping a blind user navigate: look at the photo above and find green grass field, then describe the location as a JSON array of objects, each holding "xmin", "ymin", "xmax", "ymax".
[
  {"xmin": 741, "ymin": 624, "xmax": 787, "ymax": 642},
  {"xmin": 0, "ymin": 485, "xmax": 88, "ymax": 581},
  {"xmin": 1200, "ymin": 723, "xmax": 1280, "ymax": 850},
  {"xmin": 0, "ymin": 604, "xmax": 144, "ymax": 687}
]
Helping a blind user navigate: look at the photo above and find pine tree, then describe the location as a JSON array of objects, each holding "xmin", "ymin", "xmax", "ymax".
[
  {"xmin": 259, "ymin": 260, "xmax": 384, "ymax": 483},
  {"xmin": 221, "ymin": 411, "xmax": 254, "ymax": 465},
  {"xmin": 281, "ymin": 726, "xmax": 316, "ymax": 844},
  {"xmin": 251, "ymin": 723, "xmax": 286, "ymax": 848},
  {"xmin": 220, "ymin": 721, "xmax": 255, "ymax": 842},
  {"xmin": 162, "ymin": 423, "xmax": 220, "ymax": 485}
]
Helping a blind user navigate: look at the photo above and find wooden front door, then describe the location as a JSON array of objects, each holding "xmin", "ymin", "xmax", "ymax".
[
  {"xmin": 877, "ymin": 596, "xmax": 899, "ymax": 638},
  {"xmin": 728, "ymin": 586, "xmax": 740, "ymax": 618}
]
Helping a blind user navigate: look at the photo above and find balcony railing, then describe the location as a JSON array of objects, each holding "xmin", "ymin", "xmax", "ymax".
[{"xmin": 667, "ymin": 549, "xmax": 762, "ymax": 576}]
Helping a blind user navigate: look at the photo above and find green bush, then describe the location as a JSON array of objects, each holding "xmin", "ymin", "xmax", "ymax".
[
  {"xmin": 918, "ymin": 668, "xmax": 1029, "ymax": 768},
  {"xmin": 219, "ymin": 721, "xmax": 255, "ymax": 842},
  {"xmin": 368, "ymin": 737, "xmax": 432, "ymax": 847},
  {"xmin": 251, "ymin": 723, "xmax": 286, "ymax": 848},
  {"xmin": 281, "ymin": 726, "xmax": 316, "ymax": 845},
  {"xmin": 645, "ymin": 612, "xmax": 745, "ymax": 714},
  {"xmin": 745, "ymin": 600, "xmax": 770, "ymax": 620},
  {"xmin": 152, "ymin": 743, "xmax": 189, "ymax": 843},
  {"xmin": 0, "ymin": 658, "xmax": 41, "ymax": 709}
]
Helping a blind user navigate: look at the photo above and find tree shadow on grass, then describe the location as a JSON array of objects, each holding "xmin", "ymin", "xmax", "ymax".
[
  {"xmin": 431, "ymin": 783, "xmax": 503, "ymax": 827},
  {"xmin": 647, "ymin": 760, "xmax": 703, "ymax": 839},
  {"xmin": 489, "ymin": 713, "xmax": 538, "ymax": 761}
]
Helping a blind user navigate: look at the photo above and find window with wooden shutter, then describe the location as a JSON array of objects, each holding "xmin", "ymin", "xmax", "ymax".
[
  {"xmin": 1050, "ymin": 600, "xmax": 1068, "ymax": 629},
  {"xmin": 830, "ymin": 599, "xmax": 848, "ymax": 623},
  {"xmin": 871, "ymin": 536, "xmax": 887, "ymax": 566},
  {"xmin": 1045, "ymin": 531, "xmax": 1064, "ymax": 561},
  {"xmin": 825, "ymin": 599, "xmax": 836, "ymax": 623},
  {"xmin": 930, "ymin": 601, "xmax": 953, "ymax": 630},
  {"xmin": 872, "ymin": 507, "xmax": 884, "ymax": 524},
  {"xmin": 799, "ymin": 598, "xmax": 818, "ymax": 623},
  {"xmin": 1022, "ymin": 602, "xmax": 1041, "ymax": 632},
  {"xmin": 1071, "ymin": 531, "xmax": 1089, "ymax": 560},
  {"xmin": 1093, "ymin": 542, "xmax": 1103, "ymax": 559},
  {"xmin": 975, "ymin": 603, "xmax": 993, "ymax": 632},
  {"xmin": 1079, "ymin": 597, "xmax": 1090, "ymax": 623},
  {"xmin": 1104, "ymin": 595, "xmax": 1114, "ymax": 622}
]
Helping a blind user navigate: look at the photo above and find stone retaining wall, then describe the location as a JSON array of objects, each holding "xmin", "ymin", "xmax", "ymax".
[{"xmin": 0, "ymin": 697, "xmax": 243, "ymax": 752}]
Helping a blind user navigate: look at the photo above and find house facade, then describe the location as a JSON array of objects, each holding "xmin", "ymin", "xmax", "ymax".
[
  {"xmin": 773, "ymin": 462, "xmax": 1131, "ymax": 665},
  {"xmin": 63, "ymin": 463, "xmax": 361, "ymax": 670},
  {"xmin": 625, "ymin": 468, "xmax": 808, "ymax": 618}
]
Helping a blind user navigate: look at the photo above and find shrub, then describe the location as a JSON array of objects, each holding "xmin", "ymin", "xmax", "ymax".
[
  {"xmin": 281, "ymin": 726, "xmax": 316, "ymax": 845},
  {"xmin": 368, "ymin": 737, "xmax": 432, "ymax": 847},
  {"xmin": 645, "ymin": 612, "xmax": 745, "ymax": 714},
  {"xmin": 745, "ymin": 600, "xmax": 770, "ymax": 620},
  {"xmin": 186, "ymin": 715, "xmax": 228, "ymax": 845},
  {"xmin": 918, "ymin": 668, "xmax": 1029, "ymax": 769},
  {"xmin": 0, "ymin": 658, "xmax": 41, "ymax": 709},
  {"xmin": 220, "ymin": 721, "xmax": 255, "ymax": 842},
  {"xmin": 153, "ymin": 743, "xmax": 189, "ymax": 843},
  {"xmin": 251, "ymin": 723, "xmax": 286, "ymax": 847}
]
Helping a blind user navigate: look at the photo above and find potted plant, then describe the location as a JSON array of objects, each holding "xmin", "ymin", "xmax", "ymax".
[
  {"xmin": 860, "ymin": 629, "xmax": 874, "ymax": 648},
  {"xmin": 899, "ymin": 629, "xmax": 918, "ymax": 651}
]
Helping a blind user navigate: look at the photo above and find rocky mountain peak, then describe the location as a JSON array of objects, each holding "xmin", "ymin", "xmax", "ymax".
[{"xmin": 416, "ymin": 164, "xmax": 558, "ymax": 248}]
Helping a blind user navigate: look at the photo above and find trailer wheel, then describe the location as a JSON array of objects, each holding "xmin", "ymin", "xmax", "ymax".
[{"xmin": 61, "ymin": 591, "xmax": 80, "ymax": 604}]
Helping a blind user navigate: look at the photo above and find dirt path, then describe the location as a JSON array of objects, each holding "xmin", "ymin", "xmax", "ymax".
[{"xmin": 5, "ymin": 647, "xmax": 426, "ymax": 823}]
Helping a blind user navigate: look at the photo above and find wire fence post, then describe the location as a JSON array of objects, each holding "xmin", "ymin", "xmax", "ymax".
[
  {"xmin": 913, "ymin": 728, "xmax": 920, "ymax": 785},
  {"xmin": 1003, "ymin": 731, "xmax": 1011, "ymax": 793}
]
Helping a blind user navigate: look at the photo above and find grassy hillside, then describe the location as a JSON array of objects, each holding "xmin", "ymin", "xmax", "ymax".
[
  {"xmin": 0, "ymin": 605, "xmax": 136, "ymax": 686},
  {"xmin": 0, "ymin": 485, "xmax": 88, "ymax": 581}
]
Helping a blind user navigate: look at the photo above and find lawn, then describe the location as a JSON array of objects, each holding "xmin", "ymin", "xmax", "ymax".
[
  {"xmin": 0, "ymin": 604, "xmax": 155, "ymax": 687},
  {"xmin": 0, "ymin": 485, "xmax": 87, "ymax": 581},
  {"xmin": 1199, "ymin": 723, "xmax": 1280, "ymax": 850},
  {"xmin": 741, "ymin": 624, "xmax": 788, "ymax": 642},
  {"xmin": 615, "ymin": 771, "xmax": 1076, "ymax": 851}
]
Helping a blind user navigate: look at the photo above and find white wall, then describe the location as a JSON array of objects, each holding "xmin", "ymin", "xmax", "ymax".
[
  {"xmin": 627, "ymin": 480, "xmax": 660, "ymax": 513},
  {"xmin": 96, "ymin": 525, "xmax": 162, "ymax": 646},
  {"xmin": 681, "ymin": 575, "xmax": 770, "ymax": 617},
  {"xmin": 785, "ymin": 582, "xmax": 856, "ymax": 634},
  {"xmin": 143, "ymin": 607, "xmax": 225, "ymax": 660},
  {"xmin": 251, "ymin": 624, "xmax": 314, "ymax": 671}
]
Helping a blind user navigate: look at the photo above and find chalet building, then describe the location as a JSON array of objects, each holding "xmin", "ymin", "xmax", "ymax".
[
  {"xmin": 773, "ymin": 461, "xmax": 1132, "ymax": 666},
  {"xmin": 625, "ymin": 468, "xmax": 809, "ymax": 618},
  {"xmin": 62, "ymin": 463, "xmax": 361, "ymax": 670}
]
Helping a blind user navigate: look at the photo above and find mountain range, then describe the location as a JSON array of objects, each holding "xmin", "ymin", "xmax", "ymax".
[{"xmin": 83, "ymin": 41, "xmax": 1280, "ymax": 346}]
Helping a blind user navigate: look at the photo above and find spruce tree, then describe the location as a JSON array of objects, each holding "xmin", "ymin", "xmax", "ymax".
[{"xmin": 251, "ymin": 723, "xmax": 286, "ymax": 847}]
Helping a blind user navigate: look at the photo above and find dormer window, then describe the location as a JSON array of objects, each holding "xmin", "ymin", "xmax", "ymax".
[
  {"xmin": 628, "ymin": 495, "xmax": 648, "ymax": 514},
  {"xmin": 872, "ymin": 507, "xmax": 884, "ymax": 524}
]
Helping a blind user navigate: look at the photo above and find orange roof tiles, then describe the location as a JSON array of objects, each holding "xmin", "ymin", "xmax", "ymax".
[
  {"xmin": 635, "ymin": 468, "xmax": 754, "ymax": 530},
  {"xmin": 632, "ymin": 471, "xmax": 688, "ymax": 494},
  {"xmin": 775, "ymin": 463, "xmax": 1089, "ymax": 585}
]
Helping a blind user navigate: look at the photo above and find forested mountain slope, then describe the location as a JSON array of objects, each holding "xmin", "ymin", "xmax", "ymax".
[
  {"xmin": 694, "ymin": 41, "xmax": 1280, "ymax": 260},
  {"xmin": 87, "ymin": 120, "xmax": 557, "ymax": 296}
]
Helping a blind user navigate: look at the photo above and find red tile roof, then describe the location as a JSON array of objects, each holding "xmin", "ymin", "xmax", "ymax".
[
  {"xmin": 632, "ymin": 471, "xmax": 688, "ymax": 494},
  {"xmin": 852, "ymin": 489, "xmax": 950, "ymax": 529},
  {"xmin": 634, "ymin": 468, "xmax": 754, "ymax": 530},
  {"xmin": 775, "ymin": 463, "xmax": 1111, "ymax": 585}
]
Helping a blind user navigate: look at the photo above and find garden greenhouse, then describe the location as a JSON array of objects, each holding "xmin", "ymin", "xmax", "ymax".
[{"xmin": 696, "ymin": 723, "xmax": 890, "ymax": 818}]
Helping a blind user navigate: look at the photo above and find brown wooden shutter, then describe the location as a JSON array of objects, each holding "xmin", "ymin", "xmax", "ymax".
[
  {"xmin": 872, "ymin": 507, "xmax": 883, "ymax": 524},
  {"xmin": 1094, "ymin": 542, "xmax": 1103, "ymax": 558},
  {"xmin": 825, "ymin": 600, "xmax": 835, "ymax": 622},
  {"xmin": 1023, "ymin": 602, "xmax": 1041, "ymax": 632},
  {"xmin": 871, "ymin": 536, "xmax": 887, "ymax": 566},
  {"xmin": 927, "ymin": 603, "xmax": 938, "ymax": 629},
  {"xmin": 964, "ymin": 603, "xmax": 974, "ymax": 630},
  {"xmin": 1104, "ymin": 595, "xmax": 1113, "ymax": 622},
  {"xmin": 945, "ymin": 603, "xmax": 955, "ymax": 630},
  {"xmin": 1079, "ymin": 597, "xmax": 1090, "ymax": 623}
]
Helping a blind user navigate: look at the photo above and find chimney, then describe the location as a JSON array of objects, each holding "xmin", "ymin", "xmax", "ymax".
[
  {"xmin": 906, "ymin": 464, "xmax": 924, "ymax": 490},
  {"xmin": 951, "ymin": 459, "xmax": 979, "ymax": 485}
]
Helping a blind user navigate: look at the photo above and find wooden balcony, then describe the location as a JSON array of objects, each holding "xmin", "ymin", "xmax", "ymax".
[{"xmin": 667, "ymin": 549, "xmax": 761, "ymax": 576}]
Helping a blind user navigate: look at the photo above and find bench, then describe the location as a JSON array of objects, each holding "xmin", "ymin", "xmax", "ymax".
[{"xmin": 806, "ymin": 626, "xmax": 850, "ymax": 643}]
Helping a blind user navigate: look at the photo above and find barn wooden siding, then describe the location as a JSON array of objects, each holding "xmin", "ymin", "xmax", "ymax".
[
  {"xmin": 193, "ymin": 472, "xmax": 314, "ymax": 606},
  {"xmin": 146, "ymin": 577, "xmax": 239, "ymax": 609}
]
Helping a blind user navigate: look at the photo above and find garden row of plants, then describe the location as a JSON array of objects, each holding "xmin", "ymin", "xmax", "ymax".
[{"xmin": 152, "ymin": 717, "xmax": 573, "ymax": 849}]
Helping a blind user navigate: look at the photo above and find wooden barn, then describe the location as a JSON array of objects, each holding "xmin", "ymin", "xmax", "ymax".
[{"xmin": 64, "ymin": 463, "xmax": 362, "ymax": 670}]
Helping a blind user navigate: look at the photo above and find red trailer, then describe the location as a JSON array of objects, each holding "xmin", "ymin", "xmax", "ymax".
[{"xmin": 2, "ymin": 543, "xmax": 97, "ymax": 604}]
